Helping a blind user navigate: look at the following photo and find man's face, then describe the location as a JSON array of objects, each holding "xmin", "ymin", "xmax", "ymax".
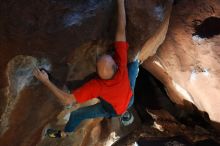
[{"xmin": 97, "ymin": 55, "xmax": 117, "ymax": 80}]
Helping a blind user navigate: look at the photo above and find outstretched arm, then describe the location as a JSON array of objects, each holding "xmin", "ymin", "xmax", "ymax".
[
  {"xmin": 115, "ymin": 0, "xmax": 126, "ymax": 42},
  {"xmin": 33, "ymin": 68, "xmax": 76, "ymax": 106}
]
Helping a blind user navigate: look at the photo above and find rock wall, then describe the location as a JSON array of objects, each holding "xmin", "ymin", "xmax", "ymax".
[
  {"xmin": 143, "ymin": 0, "xmax": 220, "ymax": 129},
  {"xmin": 0, "ymin": 0, "xmax": 172, "ymax": 146}
]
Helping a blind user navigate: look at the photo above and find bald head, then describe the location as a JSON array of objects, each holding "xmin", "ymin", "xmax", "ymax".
[{"xmin": 97, "ymin": 55, "xmax": 117, "ymax": 80}]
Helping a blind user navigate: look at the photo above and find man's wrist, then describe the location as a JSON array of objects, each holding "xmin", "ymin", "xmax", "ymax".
[
  {"xmin": 42, "ymin": 79, "xmax": 51, "ymax": 86},
  {"xmin": 117, "ymin": 0, "xmax": 125, "ymax": 4}
]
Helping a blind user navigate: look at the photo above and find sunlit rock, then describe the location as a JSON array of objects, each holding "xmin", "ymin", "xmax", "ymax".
[{"xmin": 143, "ymin": 0, "xmax": 220, "ymax": 129}]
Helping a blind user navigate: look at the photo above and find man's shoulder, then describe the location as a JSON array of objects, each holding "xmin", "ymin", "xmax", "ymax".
[{"xmin": 114, "ymin": 41, "xmax": 129, "ymax": 49}]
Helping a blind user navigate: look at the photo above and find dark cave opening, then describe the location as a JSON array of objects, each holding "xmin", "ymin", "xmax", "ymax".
[
  {"xmin": 193, "ymin": 17, "xmax": 220, "ymax": 38},
  {"xmin": 133, "ymin": 66, "xmax": 214, "ymax": 129},
  {"xmin": 134, "ymin": 66, "xmax": 176, "ymax": 124}
]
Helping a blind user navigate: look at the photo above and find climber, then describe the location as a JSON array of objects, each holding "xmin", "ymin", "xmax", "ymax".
[{"xmin": 33, "ymin": 0, "xmax": 139, "ymax": 138}]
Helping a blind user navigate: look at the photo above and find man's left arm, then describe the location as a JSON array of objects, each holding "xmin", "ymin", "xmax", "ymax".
[
  {"xmin": 33, "ymin": 68, "xmax": 76, "ymax": 106},
  {"xmin": 115, "ymin": 0, "xmax": 126, "ymax": 42},
  {"xmin": 114, "ymin": 0, "xmax": 129, "ymax": 67}
]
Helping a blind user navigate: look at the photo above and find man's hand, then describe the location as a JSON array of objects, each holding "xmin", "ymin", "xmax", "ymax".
[
  {"xmin": 33, "ymin": 68, "xmax": 49, "ymax": 84},
  {"xmin": 33, "ymin": 67, "xmax": 76, "ymax": 105}
]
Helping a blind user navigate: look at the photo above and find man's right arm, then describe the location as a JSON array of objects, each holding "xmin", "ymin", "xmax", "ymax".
[{"xmin": 33, "ymin": 68, "xmax": 76, "ymax": 106}]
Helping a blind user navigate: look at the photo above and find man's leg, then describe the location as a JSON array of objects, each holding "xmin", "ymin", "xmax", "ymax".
[
  {"xmin": 120, "ymin": 60, "xmax": 139, "ymax": 126},
  {"xmin": 64, "ymin": 102, "xmax": 115, "ymax": 133},
  {"xmin": 127, "ymin": 60, "xmax": 139, "ymax": 108},
  {"xmin": 47, "ymin": 102, "xmax": 115, "ymax": 138}
]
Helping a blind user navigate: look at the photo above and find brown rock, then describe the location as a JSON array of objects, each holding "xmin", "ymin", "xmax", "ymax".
[{"xmin": 0, "ymin": 0, "xmax": 172, "ymax": 145}]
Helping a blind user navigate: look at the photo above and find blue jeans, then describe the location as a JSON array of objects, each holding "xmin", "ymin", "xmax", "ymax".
[{"xmin": 64, "ymin": 61, "xmax": 139, "ymax": 132}]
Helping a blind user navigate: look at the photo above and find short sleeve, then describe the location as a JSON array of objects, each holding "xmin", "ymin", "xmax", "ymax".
[
  {"xmin": 72, "ymin": 79, "xmax": 101, "ymax": 103},
  {"xmin": 114, "ymin": 41, "xmax": 129, "ymax": 67}
]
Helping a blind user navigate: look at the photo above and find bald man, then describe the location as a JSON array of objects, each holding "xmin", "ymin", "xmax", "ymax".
[{"xmin": 34, "ymin": 0, "xmax": 139, "ymax": 138}]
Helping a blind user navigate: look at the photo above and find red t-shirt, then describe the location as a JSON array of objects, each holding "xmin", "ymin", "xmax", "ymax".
[{"xmin": 72, "ymin": 41, "xmax": 132, "ymax": 115}]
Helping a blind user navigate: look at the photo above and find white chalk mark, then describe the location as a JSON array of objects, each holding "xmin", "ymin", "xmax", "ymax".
[
  {"xmin": 63, "ymin": 0, "xmax": 107, "ymax": 27},
  {"xmin": 154, "ymin": 6, "xmax": 164, "ymax": 21},
  {"xmin": 192, "ymin": 35, "xmax": 205, "ymax": 43}
]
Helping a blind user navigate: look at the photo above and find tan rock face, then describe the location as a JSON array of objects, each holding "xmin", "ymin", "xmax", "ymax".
[
  {"xmin": 143, "ymin": 0, "xmax": 220, "ymax": 128},
  {"xmin": 0, "ymin": 0, "xmax": 172, "ymax": 146}
]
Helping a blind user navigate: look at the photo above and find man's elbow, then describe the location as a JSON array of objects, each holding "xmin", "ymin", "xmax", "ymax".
[
  {"xmin": 64, "ymin": 94, "xmax": 75, "ymax": 105},
  {"xmin": 116, "ymin": 33, "xmax": 126, "ymax": 42}
]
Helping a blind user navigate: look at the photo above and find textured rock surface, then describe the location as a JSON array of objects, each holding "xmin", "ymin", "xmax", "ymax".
[
  {"xmin": 114, "ymin": 109, "xmax": 220, "ymax": 146},
  {"xmin": 143, "ymin": 0, "xmax": 220, "ymax": 129},
  {"xmin": 0, "ymin": 0, "xmax": 172, "ymax": 146}
]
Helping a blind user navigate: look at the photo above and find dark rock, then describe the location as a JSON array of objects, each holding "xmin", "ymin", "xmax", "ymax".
[{"xmin": 0, "ymin": 0, "xmax": 172, "ymax": 145}]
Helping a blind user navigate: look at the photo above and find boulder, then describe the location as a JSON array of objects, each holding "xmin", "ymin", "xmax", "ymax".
[{"xmin": 143, "ymin": 0, "xmax": 220, "ymax": 130}]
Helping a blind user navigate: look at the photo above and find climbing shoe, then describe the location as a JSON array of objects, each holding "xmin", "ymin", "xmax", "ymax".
[
  {"xmin": 120, "ymin": 111, "xmax": 134, "ymax": 126},
  {"xmin": 46, "ymin": 128, "xmax": 62, "ymax": 138}
]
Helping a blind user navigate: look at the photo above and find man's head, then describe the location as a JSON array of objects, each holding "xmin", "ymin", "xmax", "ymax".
[{"xmin": 97, "ymin": 55, "xmax": 117, "ymax": 80}]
